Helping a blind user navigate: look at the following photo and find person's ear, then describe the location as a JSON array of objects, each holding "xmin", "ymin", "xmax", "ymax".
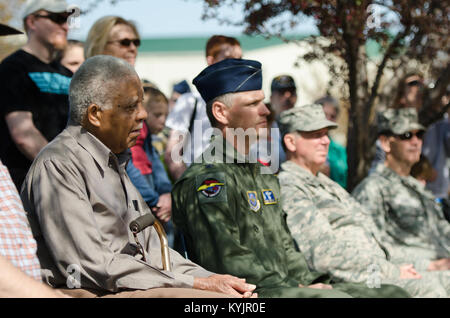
[
  {"xmin": 85, "ymin": 103, "xmax": 102, "ymax": 128},
  {"xmin": 206, "ymin": 55, "xmax": 214, "ymax": 66},
  {"xmin": 24, "ymin": 15, "xmax": 36, "ymax": 32},
  {"xmin": 283, "ymin": 133, "xmax": 297, "ymax": 153},
  {"xmin": 212, "ymin": 101, "xmax": 230, "ymax": 126},
  {"xmin": 379, "ymin": 135, "xmax": 392, "ymax": 153}
]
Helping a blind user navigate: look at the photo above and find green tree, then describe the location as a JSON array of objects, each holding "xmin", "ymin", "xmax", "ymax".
[{"xmin": 201, "ymin": 0, "xmax": 449, "ymax": 190}]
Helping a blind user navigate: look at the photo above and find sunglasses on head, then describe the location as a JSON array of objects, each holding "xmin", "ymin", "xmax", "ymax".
[
  {"xmin": 34, "ymin": 12, "xmax": 69, "ymax": 25},
  {"xmin": 108, "ymin": 38, "xmax": 141, "ymax": 47},
  {"xmin": 406, "ymin": 80, "xmax": 423, "ymax": 87},
  {"xmin": 395, "ymin": 130, "xmax": 425, "ymax": 140}
]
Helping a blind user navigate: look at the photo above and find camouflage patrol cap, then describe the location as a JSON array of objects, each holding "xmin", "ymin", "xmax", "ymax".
[
  {"xmin": 378, "ymin": 107, "xmax": 425, "ymax": 135},
  {"xmin": 279, "ymin": 104, "xmax": 337, "ymax": 135}
]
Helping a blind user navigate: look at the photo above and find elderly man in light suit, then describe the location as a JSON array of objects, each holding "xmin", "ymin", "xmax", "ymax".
[{"xmin": 20, "ymin": 55, "xmax": 257, "ymax": 298}]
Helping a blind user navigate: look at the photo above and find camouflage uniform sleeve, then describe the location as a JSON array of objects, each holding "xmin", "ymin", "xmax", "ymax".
[
  {"xmin": 382, "ymin": 243, "xmax": 434, "ymax": 271},
  {"xmin": 277, "ymin": 193, "xmax": 324, "ymax": 285},
  {"xmin": 352, "ymin": 178, "xmax": 433, "ymax": 271},
  {"xmin": 282, "ymin": 182, "xmax": 400, "ymax": 283},
  {"xmin": 172, "ymin": 169, "xmax": 282, "ymax": 288},
  {"xmin": 435, "ymin": 207, "xmax": 450, "ymax": 245},
  {"xmin": 352, "ymin": 178, "xmax": 388, "ymax": 235}
]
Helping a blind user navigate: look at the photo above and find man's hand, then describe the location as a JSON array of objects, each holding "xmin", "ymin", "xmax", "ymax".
[
  {"xmin": 427, "ymin": 258, "xmax": 450, "ymax": 271},
  {"xmin": 152, "ymin": 193, "xmax": 171, "ymax": 223},
  {"xmin": 298, "ymin": 283, "xmax": 333, "ymax": 290},
  {"xmin": 399, "ymin": 264, "xmax": 421, "ymax": 279},
  {"xmin": 193, "ymin": 274, "xmax": 257, "ymax": 298}
]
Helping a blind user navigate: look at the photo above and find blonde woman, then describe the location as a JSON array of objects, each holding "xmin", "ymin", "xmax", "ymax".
[{"xmin": 85, "ymin": 16, "xmax": 140, "ymax": 66}]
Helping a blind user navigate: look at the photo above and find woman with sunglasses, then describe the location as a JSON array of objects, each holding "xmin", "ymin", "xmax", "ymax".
[
  {"xmin": 85, "ymin": 16, "xmax": 140, "ymax": 66},
  {"xmin": 392, "ymin": 72, "xmax": 425, "ymax": 112}
]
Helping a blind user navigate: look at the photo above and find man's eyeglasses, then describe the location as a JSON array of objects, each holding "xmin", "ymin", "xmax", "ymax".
[
  {"xmin": 395, "ymin": 130, "xmax": 425, "ymax": 140},
  {"xmin": 34, "ymin": 13, "xmax": 69, "ymax": 25},
  {"xmin": 108, "ymin": 38, "xmax": 141, "ymax": 48}
]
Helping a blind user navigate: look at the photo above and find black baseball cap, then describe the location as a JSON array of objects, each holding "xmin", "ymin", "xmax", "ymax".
[
  {"xmin": 271, "ymin": 75, "xmax": 296, "ymax": 92},
  {"xmin": 0, "ymin": 23, "xmax": 23, "ymax": 36}
]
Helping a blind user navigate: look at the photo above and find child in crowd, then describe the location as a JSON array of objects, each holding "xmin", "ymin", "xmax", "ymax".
[
  {"xmin": 126, "ymin": 86, "xmax": 174, "ymax": 246},
  {"xmin": 57, "ymin": 40, "xmax": 84, "ymax": 73}
]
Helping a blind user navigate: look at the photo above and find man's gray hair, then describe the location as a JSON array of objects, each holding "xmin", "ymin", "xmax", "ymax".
[{"xmin": 69, "ymin": 55, "xmax": 138, "ymax": 124}]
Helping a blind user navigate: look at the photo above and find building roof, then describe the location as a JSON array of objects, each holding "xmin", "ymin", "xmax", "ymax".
[{"xmin": 138, "ymin": 34, "xmax": 306, "ymax": 53}]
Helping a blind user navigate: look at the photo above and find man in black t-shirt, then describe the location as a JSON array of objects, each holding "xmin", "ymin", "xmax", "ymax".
[{"xmin": 0, "ymin": 0, "xmax": 72, "ymax": 189}]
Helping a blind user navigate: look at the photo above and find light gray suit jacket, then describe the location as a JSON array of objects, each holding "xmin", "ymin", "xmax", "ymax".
[{"xmin": 21, "ymin": 125, "xmax": 212, "ymax": 292}]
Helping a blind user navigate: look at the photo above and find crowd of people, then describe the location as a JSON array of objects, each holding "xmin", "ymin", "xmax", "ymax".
[{"xmin": 0, "ymin": 0, "xmax": 448, "ymax": 298}]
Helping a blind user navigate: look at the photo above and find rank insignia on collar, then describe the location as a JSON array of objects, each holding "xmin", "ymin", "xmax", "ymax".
[
  {"xmin": 197, "ymin": 178, "xmax": 224, "ymax": 198},
  {"xmin": 247, "ymin": 191, "xmax": 261, "ymax": 212},
  {"xmin": 261, "ymin": 189, "xmax": 277, "ymax": 205}
]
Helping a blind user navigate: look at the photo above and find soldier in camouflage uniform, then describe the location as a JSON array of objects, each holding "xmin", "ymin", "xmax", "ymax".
[
  {"xmin": 278, "ymin": 104, "xmax": 449, "ymax": 297},
  {"xmin": 352, "ymin": 108, "xmax": 450, "ymax": 273},
  {"xmin": 172, "ymin": 58, "xmax": 410, "ymax": 298}
]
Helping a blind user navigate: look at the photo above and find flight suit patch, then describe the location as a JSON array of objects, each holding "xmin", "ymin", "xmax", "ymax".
[
  {"xmin": 261, "ymin": 189, "xmax": 277, "ymax": 205},
  {"xmin": 196, "ymin": 172, "xmax": 227, "ymax": 204},
  {"xmin": 247, "ymin": 191, "xmax": 261, "ymax": 212}
]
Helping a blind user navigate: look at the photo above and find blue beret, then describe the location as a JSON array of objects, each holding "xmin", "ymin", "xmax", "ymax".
[
  {"xmin": 173, "ymin": 80, "xmax": 191, "ymax": 94},
  {"xmin": 192, "ymin": 58, "xmax": 262, "ymax": 103}
]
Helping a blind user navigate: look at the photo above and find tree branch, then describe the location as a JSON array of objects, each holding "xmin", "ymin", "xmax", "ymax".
[{"xmin": 364, "ymin": 26, "xmax": 409, "ymax": 125}]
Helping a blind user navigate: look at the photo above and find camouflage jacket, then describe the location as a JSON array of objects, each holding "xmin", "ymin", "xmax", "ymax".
[
  {"xmin": 172, "ymin": 135, "xmax": 323, "ymax": 293},
  {"xmin": 278, "ymin": 161, "xmax": 401, "ymax": 283},
  {"xmin": 352, "ymin": 164, "xmax": 450, "ymax": 270}
]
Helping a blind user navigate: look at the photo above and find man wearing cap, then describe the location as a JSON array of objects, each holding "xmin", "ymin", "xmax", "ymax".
[
  {"xmin": 249, "ymin": 75, "xmax": 298, "ymax": 172},
  {"xmin": 172, "ymin": 58, "xmax": 410, "ymax": 298},
  {"xmin": 278, "ymin": 104, "xmax": 449, "ymax": 297},
  {"xmin": 168, "ymin": 79, "xmax": 191, "ymax": 112},
  {"xmin": 0, "ymin": 0, "xmax": 72, "ymax": 189},
  {"xmin": 270, "ymin": 75, "xmax": 298, "ymax": 117},
  {"xmin": 353, "ymin": 108, "xmax": 450, "ymax": 272},
  {"xmin": 0, "ymin": 22, "xmax": 65, "ymax": 298},
  {"xmin": 269, "ymin": 75, "xmax": 298, "ymax": 165},
  {"xmin": 164, "ymin": 35, "xmax": 243, "ymax": 181},
  {"xmin": 314, "ymin": 96, "xmax": 348, "ymax": 189}
]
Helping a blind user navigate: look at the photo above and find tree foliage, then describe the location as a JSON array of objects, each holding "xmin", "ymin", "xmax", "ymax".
[{"xmin": 201, "ymin": 0, "xmax": 449, "ymax": 189}]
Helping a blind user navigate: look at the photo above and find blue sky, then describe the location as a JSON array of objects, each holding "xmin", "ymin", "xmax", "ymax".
[
  {"xmin": 68, "ymin": 0, "xmax": 246, "ymax": 39},
  {"xmin": 67, "ymin": 0, "xmax": 317, "ymax": 39}
]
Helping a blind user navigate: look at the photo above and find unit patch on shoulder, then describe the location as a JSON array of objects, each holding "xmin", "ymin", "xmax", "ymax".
[
  {"xmin": 197, "ymin": 178, "xmax": 224, "ymax": 198},
  {"xmin": 247, "ymin": 191, "xmax": 261, "ymax": 212},
  {"xmin": 196, "ymin": 172, "xmax": 228, "ymax": 204},
  {"xmin": 261, "ymin": 189, "xmax": 277, "ymax": 205}
]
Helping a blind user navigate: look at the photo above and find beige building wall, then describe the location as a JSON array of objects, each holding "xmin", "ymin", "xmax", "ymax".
[
  {"xmin": 135, "ymin": 41, "xmax": 349, "ymax": 144},
  {"xmin": 135, "ymin": 42, "xmax": 334, "ymax": 105}
]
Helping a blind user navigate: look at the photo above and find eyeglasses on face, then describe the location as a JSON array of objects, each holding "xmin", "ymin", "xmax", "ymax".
[
  {"xmin": 395, "ymin": 130, "xmax": 425, "ymax": 140},
  {"xmin": 406, "ymin": 80, "xmax": 423, "ymax": 87},
  {"xmin": 108, "ymin": 38, "xmax": 141, "ymax": 48},
  {"xmin": 34, "ymin": 13, "xmax": 69, "ymax": 25}
]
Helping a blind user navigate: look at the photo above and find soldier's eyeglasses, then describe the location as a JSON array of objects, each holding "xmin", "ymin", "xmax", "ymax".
[
  {"xmin": 395, "ymin": 130, "xmax": 425, "ymax": 140},
  {"xmin": 34, "ymin": 13, "xmax": 69, "ymax": 25},
  {"xmin": 108, "ymin": 38, "xmax": 141, "ymax": 48}
]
